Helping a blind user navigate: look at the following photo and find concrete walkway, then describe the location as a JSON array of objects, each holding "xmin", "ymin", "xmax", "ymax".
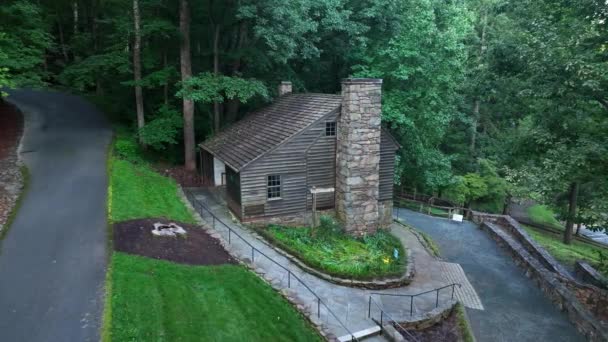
[
  {"xmin": 395, "ymin": 208, "xmax": 585, "ymax": 342},
  {"xmin": 186, "ymin": 188, "xmax": 478, "ymax": 339},
  {"xmin": 0, "ymin": 90, "xmax": 111, "ymax": 342}
]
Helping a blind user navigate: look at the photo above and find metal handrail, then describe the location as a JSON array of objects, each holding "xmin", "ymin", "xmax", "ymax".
[
  {"xmin": 369, "ymin": 283, "xmax": 461, "ymax": 316},
  {"xmin": 184, "ymin": 188, "xmax": 359, "ymax": 341},
  {"xmin": 368, "ymin": 296, "xmax": 420, "ymax": 342}
]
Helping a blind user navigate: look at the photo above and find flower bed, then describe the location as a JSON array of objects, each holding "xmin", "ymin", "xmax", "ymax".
[{"xmin": 257, "ymin": 218, "xmax": 406, "ymax": 280}]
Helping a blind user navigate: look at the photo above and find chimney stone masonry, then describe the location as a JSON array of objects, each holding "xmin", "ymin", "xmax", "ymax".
[
  {"xmin": 335, "ymin": 78, "xmax": 383, "ymax": 236},
  {"xmin": 278, "ymin": 81, "xmax": 292, "ymax": 96}
]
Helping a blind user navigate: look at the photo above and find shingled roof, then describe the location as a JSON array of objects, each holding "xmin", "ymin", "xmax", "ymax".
[{"xmin": 199, "ymin": 93, "xmax": 342, "ymax": 171}]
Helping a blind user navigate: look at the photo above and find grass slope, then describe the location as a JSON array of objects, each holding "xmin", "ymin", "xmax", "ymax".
[
  {"xmin": 109, "ymin": 157, "xmax": 194, "ymax": 223},
  {"xmin": 527, "ymin": 204, "xmax": 563, "ymax": 229},
  {"xmin": 522, "ymin": 225, "xmax": 606, "ymax": 276},
  {"xmin": 110, "ymin": 252, "xmax": 322, "ymax": 342}
]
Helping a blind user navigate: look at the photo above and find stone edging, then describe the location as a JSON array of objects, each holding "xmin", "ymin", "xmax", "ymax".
[
  {"xmin": 474, "ymin": 213, "xmax": 608, "ymax": 342},
  {"xmin": 575, "ymin": 261, "xmax": 608, "ymax": 290},
  {"xmin": 394, "ymin": 219, "xmax": 442, "ymax": 260},
  {"xmin": 382, "ymin": 300, "xmax": 458, "ymax": 342},
  {"xmin": 177, "ymin": 187, "xmax": 339, "ymax": 341},
  {"xmin": 248, "ymin": 228, "xmax": 415, "ymax": 290}
]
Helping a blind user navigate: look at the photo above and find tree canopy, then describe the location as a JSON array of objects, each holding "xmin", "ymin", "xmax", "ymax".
[{"xmin": 1, "ymin": 0, "xmax": 607, "ymax": 243}]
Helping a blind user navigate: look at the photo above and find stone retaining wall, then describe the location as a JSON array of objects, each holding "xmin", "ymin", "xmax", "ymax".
[
  {"xmin": 575, "ymin": 261, "xmax": 608, "ymax": 290},
  {"xmin": 474, "ymin": 213, "xmax": 608, "ymax": 341},
  {"xmin": 382, "ymin": 300, "xmax": 458, "ymax": 342}
]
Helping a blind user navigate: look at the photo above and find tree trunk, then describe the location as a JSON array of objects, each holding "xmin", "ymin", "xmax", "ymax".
[
  {"xmin": 470, "ymin": 10, "xmax": 487, "ymax": 158},
  {"xmin": 575, "ymin": 222, "xmax": 582, "ymax": 236},
  {"xmin": 133, "ymin": 0, "xmax": 145, "ymax": 145},
  {"xmin": 57, "ymin": 20, "xmax": 69, "ymax": 63},
  {"xmin": 133, "ymin": 0, "xmax": 145, "ymax": 144},
  {"xmin": 470, "ymin": 99, "xmax": 480, "ymax": 155},
  {"xmin": 73, "ymin": 1, "xmax": 78, "ymax": 34},
  {"xmin": 180, "ymin": 0, "xmax": 196, "ymax": 172},
  {"xmin": 563, "ymin": 181, "xmax": 579, "ymax": 244},
  {"xmin": 163, "ymin": 50, "xmax": 169, "ymax": 106},
  {"xmin": 92, "ymin": 0, "xmax": 102, "ymax": 95},
  {"xmin": 213, "ymin": 24, "xmax": 221, "ymax": 133}
]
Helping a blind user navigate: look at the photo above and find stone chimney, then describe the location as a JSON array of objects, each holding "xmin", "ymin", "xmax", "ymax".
[
  {"xmin": 278, "ymin": 81, "xmax": 292, "ymax": 96},
  {"xmin": 335, "ymin": 78, "xmax": 383, "ymax": 236}
]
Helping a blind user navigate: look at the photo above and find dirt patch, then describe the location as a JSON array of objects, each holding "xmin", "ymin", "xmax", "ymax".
[
  {"xmin": 0, "ymin": 100, "xmax": 24, "ymax": 233},
  {"xmin": 399, "ymin": 310, "xmax": 463, "ymax": 342},
  {"xmin": 157, "ymin": 165, "xmax": 204, "ymax": 187},
  {"xmin": 113, "ymin": 218, "xmax": 236, "ymax": 265}
]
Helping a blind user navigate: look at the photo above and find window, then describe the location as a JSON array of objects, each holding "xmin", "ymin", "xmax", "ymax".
[
  {"xmin": 267, "ymin": 175, "xmax": 281, "ymax": 199},
  {"xmin": 325, "ymin": 121, "xmax": 336, "ymax": 136}
]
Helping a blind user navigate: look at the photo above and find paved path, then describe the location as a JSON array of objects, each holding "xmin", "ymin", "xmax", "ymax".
[
  {"xmin": 395, "ymin": 208, "xmax": 585, "ymax": 342},
  {"xmin": 186, "ymin": 188, "xmax": 473, "ymax": 339},
  {"xmin": 0, "ymin": 90, "xmax": 111, "ymax": 342}
]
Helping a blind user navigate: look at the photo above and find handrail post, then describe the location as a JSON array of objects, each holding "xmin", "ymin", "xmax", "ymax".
[
  {"xmin": 213, "ymin": 216, "xmax": 215, "ymax": 229},
  {"xmin": 228, "ymin": 229, "xmax": 231, "ymax": 244},
  {"xmin": 451, "ymin": 284, "xmax": 455, "ymax": 299},
  {"xmin": 317, "ymin": 298, "xmax": 321, "ymax": 318},
  {"xmin": 380, "ymin": 310, "xmax": 383, "ymax": 327},
  {"xmin": 251, "ymin": 247, "xmax": 254, "ymax": 262},
  {"xmin": 410, "ymin": 296, "xmax": 413, "ymax": 316},
  {"xmin": 288, "ymin": 271, "xmax": 291, "ymax": 288},
  {"xmin": 436, "ymin": 289, "xmax": 439, "ymax": 308},
  {"xmin": 368, "ymin": 296, "xmax": 372, "ymax": 318}
]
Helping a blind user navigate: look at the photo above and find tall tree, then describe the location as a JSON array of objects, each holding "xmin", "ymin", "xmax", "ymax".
[
  {"xmin": 179, "ymin": 0, "xmax": 196, "ymax": 172},
  {"xmin": 132, "ymin": 0, "xmax": 145, "ymax": 144}
]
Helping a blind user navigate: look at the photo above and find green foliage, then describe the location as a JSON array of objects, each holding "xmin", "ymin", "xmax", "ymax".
[
  {"xmin": 138, "ymin": 105, "xmax": 182, "ymax": 150},
  {"xmin": 351, "ymin": 0, "xmax": 472, "ymax": 192},
  {"xmin": 113, "ymin": 135, "xmax": 144, "ymax": 164},
  {"xmin": 177, "ymin": 72, "xmax": 268, "ymax": 104},
  {"xmin": 0, "ymin": 1, "xmax": 52, "ymax": 87},
  {"xmin": 108, "ymin": 253, "xmax": 322, "ymax": 342},
  {"xmin": 259, "ymin": 224, "xmax": 406, "ymax": 280}
]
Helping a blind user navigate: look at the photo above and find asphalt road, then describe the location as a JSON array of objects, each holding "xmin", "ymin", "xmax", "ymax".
[
  {"xmin": 395, "ymin": 208, "xmax": 585, "ymax": 342},
  {"xmin": 0, "ymin": 90, "xmax": 111, "ymax": 341}
]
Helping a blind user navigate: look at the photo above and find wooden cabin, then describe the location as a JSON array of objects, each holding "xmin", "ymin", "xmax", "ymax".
[{"xmin": 199, "ymin": 79, "xmax": 399, "ymax": 234}]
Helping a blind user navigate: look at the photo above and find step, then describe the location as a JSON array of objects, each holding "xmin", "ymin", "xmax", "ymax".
[{"xmin": 338, "ymin": 325, "xmax": 382, "ymax": 342}]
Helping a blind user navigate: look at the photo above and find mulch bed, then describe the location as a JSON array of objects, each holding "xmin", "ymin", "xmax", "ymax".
[
  {"xmin": 399, "ymin": 310, "xmax": 462, "ymax": 342},
  {"xmin": 113, "ymin": 218, "xmax": 236, "ymax": 266},
  {"xmin": 0, "ymin": 101, "xmax": 24, "ymax": 232}
]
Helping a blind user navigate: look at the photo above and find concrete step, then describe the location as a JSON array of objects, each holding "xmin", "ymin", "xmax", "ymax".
[{"xmin": 338, "ymin": 325, "xmax": 382, "ymax": 342}]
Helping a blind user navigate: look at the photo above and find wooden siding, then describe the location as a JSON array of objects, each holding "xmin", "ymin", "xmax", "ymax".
[
  {"xmin": 379, "ymin": 131, "xmax": 398, "ymax": 201},
  {"xmin": 305, "ymin": 117, "xmax": 337, "ymax": 210},
  {"xmin": 239, "ymin": 108, "xmax": 398, "ymax": 219},
  {"xmin": 240, "ymin": 110, "xmax": 338, "ymax": 218}
]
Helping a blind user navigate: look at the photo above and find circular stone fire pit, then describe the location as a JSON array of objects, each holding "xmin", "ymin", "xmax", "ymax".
[{"xmin": 151, "ymin": 222, "xmax": 187, "ymax": 237}]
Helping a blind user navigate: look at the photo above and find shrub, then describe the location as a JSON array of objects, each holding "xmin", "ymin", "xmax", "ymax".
[{"xmin": 114, "ymin": 137, "xmax": 143, "ymax": 163}]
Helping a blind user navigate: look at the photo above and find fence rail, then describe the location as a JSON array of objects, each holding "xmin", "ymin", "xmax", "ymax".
[
  {"xmin": 369, "ymin": 283, "xmax": 461, "ymax": 317},
  {"xmin": 183, "ymin": 188, "xmax": 359, "ymax": 341}
]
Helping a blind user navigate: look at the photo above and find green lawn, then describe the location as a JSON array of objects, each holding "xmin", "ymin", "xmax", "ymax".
[
  {"xmin": 105, "ymin": 131, "xmax": 321, "ymax": 342},
  {"xmin": 258, "ymin": 223, "xmax": 406, "ymax": 280},
  {"xmin": 108, "ymin": 253, "xmax": 322, "ymax": 342},
  {"xmin": 527, "ymin": 204, "xmax": 563, "ymax": 229},
  {"xmin": 109, "ymin": 156, "xmax": 195, "ymax": 223},
  {"xmin": 522, "ymin": 225, "xmax": 607, "ymax": 277}
]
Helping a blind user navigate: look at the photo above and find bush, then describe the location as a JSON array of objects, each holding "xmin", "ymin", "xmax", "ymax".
[{"xmin": 114, "ymin": 136, "xmax": 143, "ymax": 163}]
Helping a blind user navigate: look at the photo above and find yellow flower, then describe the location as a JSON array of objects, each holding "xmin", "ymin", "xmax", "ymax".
[{"xmin": 382, "ymin": 257, "xmax": 390, "ymax": 264}]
